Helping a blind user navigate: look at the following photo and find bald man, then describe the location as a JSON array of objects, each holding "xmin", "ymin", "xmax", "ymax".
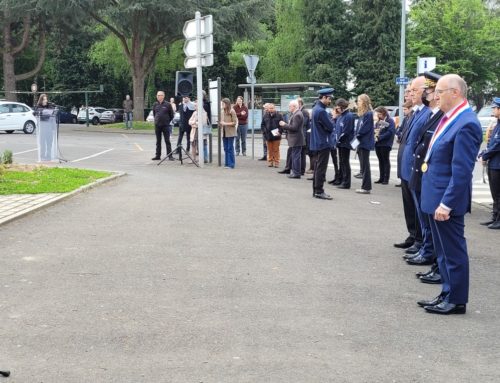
[{"xmin": 417, "ymin": 74, "xmax": 482, "ymax": 315}]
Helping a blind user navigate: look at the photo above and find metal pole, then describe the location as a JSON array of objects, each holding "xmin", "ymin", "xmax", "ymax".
[
  {"xmin": 85, "ymin": 92, "xmax": 89, "ymax": 127},
  {"xmin": 398, "ymin": 0, "xmax": 406, "ymax": 123},
  {"xmin": 217, "ymin": 77, "xmax": 222, "ymax": 167},
  {"xmin": 195, "ymin": 11, "xmax": 204, "ymax": 168},
  {"xmin": 250, "ymin": 72, "xmax": 255, "ymax": 160}
]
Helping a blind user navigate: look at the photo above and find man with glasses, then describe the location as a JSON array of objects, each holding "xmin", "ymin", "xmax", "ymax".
[
  {"xmin": 417, "ymin": 74, "xmax": 482, "ymax": 315},
  {"xmin": 311, "ymin": 88, "xmax": 335, "ymax": 200},
  {"xmin": 398, "ymin": 76, "xmax": 431, "ymax": 257}
]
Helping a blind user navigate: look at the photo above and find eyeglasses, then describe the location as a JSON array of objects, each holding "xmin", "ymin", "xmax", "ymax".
[{"xmin": 435, "ymin": 88, "xmax": 456, "ymax": 95}]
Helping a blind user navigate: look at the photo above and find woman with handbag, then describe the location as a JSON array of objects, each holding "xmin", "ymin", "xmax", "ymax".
[{"xmin": 188, "ymin": 102, "xmax": 209, "ymax": 164}]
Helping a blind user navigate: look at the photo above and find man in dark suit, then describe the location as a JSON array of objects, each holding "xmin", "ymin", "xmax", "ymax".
[
  {"xmin": 279, "ymin": 100, "xmax": 304, "ymax": 178},
  {"xmin": 405, "ymin": 72, "xmax": 443, "ymax": 269},
  {"xmin": 177, "ymin": 96, "xmax": 195, "ymax": 152},
  {"xmin": 397, "ymin": 77, "xmax": 431, "ymax": 254},
  {"xmin": 417, "ymin": 74, "xmax": 482, "ymax": 315}
]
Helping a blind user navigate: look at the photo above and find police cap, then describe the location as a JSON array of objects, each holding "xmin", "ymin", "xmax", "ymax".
[
  {"xmin": 492, "ymin": 97, "xmax": 500, "ymax": 108},
  {"xmin": 424, "ymin": 71, "xmax": 441, "ymax": 89},
  {"xmin": 318, "ymin": 87, "xmax": 334, "ymax": 97}
]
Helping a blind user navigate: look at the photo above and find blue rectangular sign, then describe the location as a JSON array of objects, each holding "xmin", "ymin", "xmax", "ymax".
[{"xmin": 396, "ymin": 77, "xmax": 410, "ymax": 85}]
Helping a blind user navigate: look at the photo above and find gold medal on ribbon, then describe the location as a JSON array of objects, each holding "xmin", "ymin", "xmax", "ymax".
[{"xmin": 421, "ymin": 162, "xmax": 428, "ymax": 173}]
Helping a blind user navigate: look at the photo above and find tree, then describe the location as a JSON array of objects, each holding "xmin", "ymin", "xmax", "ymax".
[
  {"xmin": 303, "ymin": 0, "xmax": 352, "ymax": 99},
  {"xmin": 407, "ymin": 0, "xmax": 500, "ymax": 108},
  {"xmin": 0, "ymin": 1, "xmax": 46, "ymax": 101},
  {"xmin": 66, "ymin": 0, "xmax": 271, "ymax": 120},
  {"xmin": 349, "ymin": 0, "xmax": 401, "ymax": 105}
]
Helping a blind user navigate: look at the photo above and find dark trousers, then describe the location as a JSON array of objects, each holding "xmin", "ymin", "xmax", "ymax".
[
  {"xmin": 313, "ymin": 148, "xmax": 330, "ymax": 194},
  {"xmin": 338, "ymin": 147, "xmax": 351, "ymax": 188},
  {"xmin": 375, "ymin": 146, "xmax": 391, "ymax": 183},
  {"xmin": 488, "ymin": 167, "xmax": 500, "ymax": 220},
  {"xmin": 411, "ymin": 189, "xmax": 434, "ymax": 260},
  {"xmin": 301, "ymin": 146, "xmax": 306, "ymax": 174},
  {"xmin": 155, "ymin": 124, "xmax": 172, "ymax": 157},
  {"xmin": 290, "ymin": 146, "xmax": 302, "ymax": 176},
  {"xmin": 330, "ymin": 148, "xmax": 340, "ymax": 180},
  {"xmin": 429, "ymin": 214, "xmax": 468, "ymax": 304},
  {"xmin": 285, "ymin": 146, "xmax": 306, "ymax": 175},
  {"xmin": 401, "ymin": 179, "xmax": 422, "ymax": 243},
  {"xmin": 177, "ymin": 125, "xmax": 192, "ymax": 151},
  {"xmin": 358, "ymin": 148, "xmax": 372, "ymax": 191}
]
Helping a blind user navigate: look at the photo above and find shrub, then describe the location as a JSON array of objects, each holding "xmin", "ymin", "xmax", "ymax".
[{"xmin": 1, "ymin": 150, "xmax": 13, "ymax": 165}]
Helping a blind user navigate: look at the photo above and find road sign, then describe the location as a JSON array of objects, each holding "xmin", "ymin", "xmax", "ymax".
[
  {"xmin": 243, "ymin": 55, "xmax": 259, "ymax": 72},
  {"xmin": 183, "ymin": 35, "xmax": 213, "ymax": 57},
  {"xmin": 183, "ymin": 15, "xmax": 213, "ymax": 39},
  {"xmin": 396, "ymin": 77, "xmax": 410, "ymax": 85},
  {"xmin": 184, "ymin": 54, "xmax": 214, "ymax": 69},
  {"xmin": 417, "ymin": 57, "xmax": 436, "ymax": 74}
]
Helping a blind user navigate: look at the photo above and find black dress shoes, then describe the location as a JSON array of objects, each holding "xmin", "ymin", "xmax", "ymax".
[
  {"xmin": 425, "ymin": 301, "xmax": 466, "ymax": 315},
  {"xmin": 151, "ymin": 156, "xmax": 161, "ymax": 160},
  {"xmin": 394, "ymin": 239, "xmax": 414, "ymax": 249},
  {"xmin": 328, "ymin": 179, "xmax": 341, "ymax": 185},
  {"xmin": 258, "ymin": 156, "xmax": 267, "ymax": 161},
  {"xmin": 403, "ymin": 252, "xmax": 419, "ymax": 260},
  {"xmin": 420, "ymin": 271, "xmax": 442, "ymax": 284},
  {"xmin": 406, "ymin": 254, "xmax": 434, "ymax": 265},
  {"xmin": 480, "ymin": 219, "xmax": 494, "ymax": 226},
  {"xmin": 278, "ymin": 169, "xmax": 290, "ymax": 174},
  {"xmin": 354, "ymin": 173, "xmax": 363, "ymax": 179},
  {"xmin": 313, "ymin": 192, "xmax": 333, "ymax": 200},
  {"xmin": 307, "ymin": 177, "xmax": 314, "ymax": 181},
  {"xmin": 374, "ymin": 179, "xmax": 382, "ymax": 184},
  {"xmin": 416, "ymin": 264, "xmax": 438, "ymax": 278},
  {"xmin": 336, "ymin": 185, "xmax": 350, "ymax": 189},
  {"xmin": 287, "ymin": 174, "xmax": 300, "ymax": 179},
  {"xmin": 417, "ymin": 294, "xmax": 445, "ymax": 307},
  {"xmin": 488, "ymin": 221, "xmax": 500, "ymax": 229},
  {"xmin": 404, "ymin": 244, "xmax": 421, "ymax": 255}
]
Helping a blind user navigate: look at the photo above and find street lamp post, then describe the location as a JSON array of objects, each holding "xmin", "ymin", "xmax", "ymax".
[{"xmin": 398, "ymin": 0, "xmax": 407, "ymax": 121}]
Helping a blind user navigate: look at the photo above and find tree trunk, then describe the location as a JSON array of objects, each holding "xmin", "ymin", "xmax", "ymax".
[
  {"xmin": 3, "ymin": 20, "xmax": 17, "ymax": 102},
  {"xmin": 132, "ymin": 69, "xmax": 145, "ymax": 122}
]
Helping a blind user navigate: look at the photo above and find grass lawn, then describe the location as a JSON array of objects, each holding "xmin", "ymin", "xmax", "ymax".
[
  {"xmin": 0, "ymin": 167, "xmax": 112, "ymax": 195},
  {"xmin": 103, "ymin": 121, "xmax": 154, "ymax": 130}
]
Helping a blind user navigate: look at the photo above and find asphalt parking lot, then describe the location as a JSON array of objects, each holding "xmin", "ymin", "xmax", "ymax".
[{"xmin": 0, "ymin": 125, "xmax": 499, "ymax": 382}]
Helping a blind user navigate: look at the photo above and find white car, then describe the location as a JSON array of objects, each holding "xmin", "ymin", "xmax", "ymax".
[
  {"xmin": 0, "ymin": 101, "xmax": 37, "ymax": 134},
  {"xmin": 477, "ymin": 105, "xmax": 496, "ymax": 133},
  {"xmin": 77, "ymin": 107, "xmax": 106, "ymax": 125},
  {"xmin": 100, "ymin": 110, "xmax": 117, "ymax": 124}
]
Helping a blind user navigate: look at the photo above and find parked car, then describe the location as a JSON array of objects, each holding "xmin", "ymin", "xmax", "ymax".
[
  {"xmin": 477, "ymin": 105, "xmax": 496, "ymax": 133},
  {"xmin": 0, "ymin": 101, "xmax": 37, "ymax": 134},
  {"xmin": 77, "ymin": 106, "xmax": 106, "ymax": 125},
  {"xmin": 57, "ymin": 106, "xmax": 77, "ymax": 124},
  {"xmin": 100, "ymin": 110, "xmax": 117, "ymax": 124}
]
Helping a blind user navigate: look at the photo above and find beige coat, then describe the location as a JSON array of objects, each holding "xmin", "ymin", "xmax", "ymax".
[{"xmin": 221, "ymin": 109, "xmax": 238, "ymax": 137}]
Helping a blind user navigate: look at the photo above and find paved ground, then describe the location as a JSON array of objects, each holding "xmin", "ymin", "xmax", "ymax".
[{"xmin": 0, "ymin": 126, "xmax": 499, "ymax": 382}]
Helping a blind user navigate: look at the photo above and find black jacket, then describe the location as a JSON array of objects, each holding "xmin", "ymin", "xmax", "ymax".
[
  {"xmin": 261, "ymin": 112, "xmax": 283, "ymax": 141},
  {"xmin": 152, "ymin": 101, "xmax": 174, "ymax": 127}
]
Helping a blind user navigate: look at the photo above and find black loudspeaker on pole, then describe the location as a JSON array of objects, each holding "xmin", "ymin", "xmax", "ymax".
[{"xmin": 175, "ymin": 71, "xmax": 194, "ymax": 97}]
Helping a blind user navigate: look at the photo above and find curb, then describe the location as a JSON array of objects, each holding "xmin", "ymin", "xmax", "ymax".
[{"xmin": 0, "ymin": 171, "xmax": 126, "ymax": 227}]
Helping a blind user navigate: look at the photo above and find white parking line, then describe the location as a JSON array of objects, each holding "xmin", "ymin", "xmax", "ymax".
[
  {"xmin": 71, "ymin": 149, "xmax": 114, "ymax": 163},
  {"xmin": 121, "ymin": 134, "xmax": 128, "ymax": 139},
  {"xmin": 14, "ymin": 148, "xmax": 37, "ymax": 155},
  {"xmin": 134, "ymin": 143, "xmax": 143, "ymax": 152}
]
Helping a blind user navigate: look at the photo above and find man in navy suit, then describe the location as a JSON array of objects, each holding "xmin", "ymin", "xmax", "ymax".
[
  {"xmin": 417, "ymin": 74, "xmax": 482, "ymax": 315},
  {"xmin": 399, "ymin": 76, "xmax": 432, "ymax": 256}
]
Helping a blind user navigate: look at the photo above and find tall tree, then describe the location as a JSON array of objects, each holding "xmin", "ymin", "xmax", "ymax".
[
  {"xmin": 407, "ymin": 0, "xmax": 500, "ymax": 108},
  {"xmin": 303, "ymin": 0, "xmax": 352, "ymax": 99},
  {"xmin": 66, "ymin": 0, "xmax": 270, "ymax": 120},
  {"xmin": 349, "ymin": 0, "xmax": 401, "ymax": 105},
  {"xmin": 259, "ymin": 0, "xmax": 307, "ymax": 82},
  {"xmin": 0, "ymin": 1, "xmax": 46, "ymax": 101}
]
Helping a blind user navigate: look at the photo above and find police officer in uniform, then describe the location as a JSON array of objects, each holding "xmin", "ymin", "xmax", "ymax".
[
  {"xmin": 311, "ymin": 88, "xmax": 335, "ymax": 200},
  {"xmin": 479, "ymin": 97, "xmax": 500, "ymax": 229}
]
